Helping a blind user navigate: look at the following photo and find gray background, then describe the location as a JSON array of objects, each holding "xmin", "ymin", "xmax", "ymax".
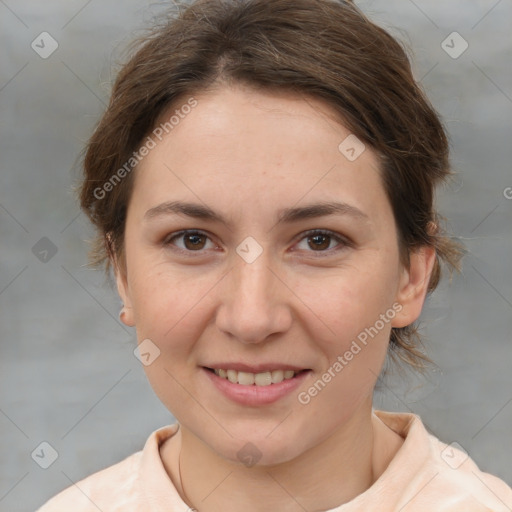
[{"xmin": 0, "ymin": 1, "xmax": 511, "ymax": 510}]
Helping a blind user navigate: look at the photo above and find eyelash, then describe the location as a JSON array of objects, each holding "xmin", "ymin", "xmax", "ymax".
[{"xmin": 163, "ymin": 229, "xmax": 351, "ymax": 257}]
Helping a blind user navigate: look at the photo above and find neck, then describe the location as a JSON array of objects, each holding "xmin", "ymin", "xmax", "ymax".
[{"xmin": 162, "ymin": 400, "xmax": 403, "ymax": 512}]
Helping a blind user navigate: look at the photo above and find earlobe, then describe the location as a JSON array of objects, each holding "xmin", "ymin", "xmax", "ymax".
[
  {"xmin": 113, "ymin": 256, "xmax": 136, "ymax": 327},
  {"xmin": 119, "ymin": 305, "xmax": 134, "ymax": 326},
  {"xmin": 391, "ymin": 245, "xmax": 436, "ymax": 329}
]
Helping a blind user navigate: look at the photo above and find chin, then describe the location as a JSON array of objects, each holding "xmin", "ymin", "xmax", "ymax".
[
  {"xmin": 225, "ymin": 440, "xmax": 304, "ymax": 468},
  {"xmin": 203, "ymin": 422, "xmax": 312, "ymax": 468}
]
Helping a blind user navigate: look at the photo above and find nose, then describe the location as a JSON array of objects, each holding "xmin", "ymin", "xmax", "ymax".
[{"xmin": 215, "ymin": 250, "xmax": 293, "ymax": 345}]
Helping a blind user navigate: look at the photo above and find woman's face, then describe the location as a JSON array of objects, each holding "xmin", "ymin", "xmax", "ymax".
[{"xmin": 117, "ymin": 85, "xmax": 432, "ymax": 465}]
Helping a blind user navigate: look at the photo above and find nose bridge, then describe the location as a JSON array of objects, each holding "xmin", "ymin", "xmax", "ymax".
[
  {"xmin": 236, "ymin": 250, "xmax": 274, "ymax": 305},
  {"xmin": 216, "ymin": 245, "xmax": 291, "ymax": 344}
]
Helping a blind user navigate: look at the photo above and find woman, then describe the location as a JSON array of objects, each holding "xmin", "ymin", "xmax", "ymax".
[{"xmin": 38, "ymin": 0, "xmax": 512, "ymax": 510}]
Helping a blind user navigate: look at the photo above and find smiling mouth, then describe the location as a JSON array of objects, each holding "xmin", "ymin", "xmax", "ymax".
[{"xmin": 204, "ymin": 367, "xmax": 310, "ymax": 386}]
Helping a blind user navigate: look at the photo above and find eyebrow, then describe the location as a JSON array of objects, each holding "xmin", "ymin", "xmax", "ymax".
[{"xmin": 144, "ymin": 200, "xmax": 369, "ymax": 226}]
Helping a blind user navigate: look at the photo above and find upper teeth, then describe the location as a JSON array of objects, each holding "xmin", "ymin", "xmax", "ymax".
[{"xmin": 214, "ymin": 369, "xmax": 297, "ymax": 386}]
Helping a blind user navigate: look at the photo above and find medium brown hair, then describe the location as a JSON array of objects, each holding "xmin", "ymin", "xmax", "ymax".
[{"xmin": 79, "ymin": 0, "xmax": 464, "ymax": 370}]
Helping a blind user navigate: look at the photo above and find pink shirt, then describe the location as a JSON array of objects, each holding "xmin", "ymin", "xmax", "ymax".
[{"xmin": 37, "ymin": 410, "xmax": 512, "ymax": 511}]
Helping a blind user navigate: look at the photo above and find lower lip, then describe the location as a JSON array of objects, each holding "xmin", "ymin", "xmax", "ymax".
[{"xmin": 202, "ymin": 367, "xmax": 311, "ymax": 406}]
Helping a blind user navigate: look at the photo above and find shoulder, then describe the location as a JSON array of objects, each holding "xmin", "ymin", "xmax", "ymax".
[
  {"xmin": 36, "ymin": 450, "xmax": 142, "ymax": 512},
  {"xmin": 425, "ymin": 434, "xmax": 512, "ymax": 512},
  {"xmin": 374, "ymin": 410, "xmax": 512, "ymax": 512},
  {"xmin": 36, "ymin": 451, "xmax": 142, "ymax": 512},
  {"xmin": 36, "ymin": 424, "xmax": 180, "ymax": 512}
]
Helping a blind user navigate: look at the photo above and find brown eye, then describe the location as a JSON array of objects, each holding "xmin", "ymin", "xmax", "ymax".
[
  {"xmin": 182, "ymin": 232, "xmax": 207, "ymax": 250},
  {"xmin": 164, "ymin": 230, "xmax": 213, "ymax": 252},
  {"xmin": 295, "ymin": 229, "xmax": 350, "ymax": 255},
  {"xmin": 307, "ymin": 233, "xmax": 331, "ymax": 251}
]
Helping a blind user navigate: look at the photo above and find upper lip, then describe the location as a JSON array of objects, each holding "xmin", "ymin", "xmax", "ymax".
[{"xmin": 203, "ymin": 363, "xmax": 310, "ymax": 373}]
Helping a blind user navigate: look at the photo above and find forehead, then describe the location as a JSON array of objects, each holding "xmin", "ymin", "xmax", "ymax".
[{"xmin": 131, "ymin": 85, "xmax": 391, "ymax": 224}]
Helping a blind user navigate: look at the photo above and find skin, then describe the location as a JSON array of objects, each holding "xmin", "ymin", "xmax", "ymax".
[{"xmin": 115, "ymin": 84, "xmax": 435, "ymax": 511}]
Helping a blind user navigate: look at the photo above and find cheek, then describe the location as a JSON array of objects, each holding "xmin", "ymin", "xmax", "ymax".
[
  {"xmin": 130, "ymin": 268, "xmax": 209, "ymax": 343},
  {"xmin": 297, "ymin": 258, "xmax": 400, "ymax": 345},
  {"xmin": 294, "ymin": 273, "xmax": 397, "ymax": 423},
  {"xmin": 293, "ymin": 259, "xmax": 399, "ymax": 396},
  {"xmin": 128, "ymin": 269, "xmax": 215, "ymax": 416}
]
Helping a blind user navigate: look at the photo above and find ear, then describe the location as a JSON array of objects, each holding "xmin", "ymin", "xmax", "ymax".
[
  {"xmin": 391, "ymin": 245, "xmax": 436, "ymax": 328},
  {"xmin": 113, "ymin": 254, "xmax": 135, "ymax": 327}
]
